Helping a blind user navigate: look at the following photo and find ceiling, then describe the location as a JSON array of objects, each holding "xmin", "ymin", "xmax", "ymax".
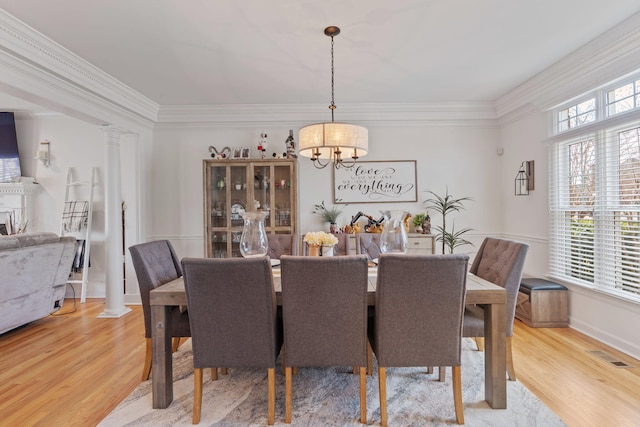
[{"xmin": 1, "ymin": 0, "xmax": 640, "ymax": 110}]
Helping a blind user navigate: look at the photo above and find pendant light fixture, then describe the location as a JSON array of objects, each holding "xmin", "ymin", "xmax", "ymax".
[{"xmin": 298, "ymin": 26, "xmax": 368, "ymax": 169}]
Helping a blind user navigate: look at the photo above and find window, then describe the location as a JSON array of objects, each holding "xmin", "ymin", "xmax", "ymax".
[
  {"xmin": 606, "ymin": 78, "xmax": 640, "ymax": 116},
  {"xmin": 557, "ymin": 98, "xmax": 596, "ymax": 132},
  {"xmin": 550, "ymin": 83, "xmax": 640, "ymax": 301}
]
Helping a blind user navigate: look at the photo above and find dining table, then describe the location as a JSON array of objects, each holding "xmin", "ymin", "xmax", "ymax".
[{"xmin": 149, "ymin": 264, "xmax": 507, "ymax": 410}]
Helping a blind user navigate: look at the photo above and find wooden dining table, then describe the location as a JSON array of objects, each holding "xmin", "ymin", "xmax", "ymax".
[{"xmin": 149, "ymin": 266, "xmax": 507, "ymax": 410}]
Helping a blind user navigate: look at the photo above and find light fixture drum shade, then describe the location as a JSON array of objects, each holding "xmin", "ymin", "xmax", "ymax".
[{"xmin": 298, "ymin": 122, "xmax": 368, "ymax": 159}]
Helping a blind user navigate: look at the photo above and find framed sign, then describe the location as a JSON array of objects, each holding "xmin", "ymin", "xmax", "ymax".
[{"xmin": 333, "ymin": 160, "xmax": 417, "ymax": 203}]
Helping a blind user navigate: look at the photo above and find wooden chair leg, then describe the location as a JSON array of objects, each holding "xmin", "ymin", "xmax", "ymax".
[
  {"xmin": 281, "ymin": 345, "xmax": 285, "ymax": 373},
  {"xmin": 474, "ymin": 337, "xmax": 484, "ymax": 351},
  {"xmin": 359, "ymin": 367, "xmax": 367, "ymax": 424},
  {"xmin": 221, "ymin": 368, "xmax": 228, "ymax": 375},
  {"xmin": 268, "ymin": 368, "xmax": 275, "ymax": 425},
  {"xmin": 211, "ymin": 368, "xmax": 218, "ymax": 381},
  {"xmin": 142, "ymin": 337, "xmax": 152, "ymax": 381},
  {"xmin": 452, "ymin": 365, "xmax": 464, "ymax": 424},
  {"xmin": 427, "ymin": 366, "xmax": 434, "ymax": 374},
  {"xmin": 172, "ymin": 337, "xmax": 181, "ymax": 352},
  {"xmin": 378, "ymin": 367, "xmax": 388, "ymax": 427},
  {"xmin": 355, "ymin": 342, "xmax": 374, "ymax": 376},
  {"xmin": 439, "ymin": 366, "xmax": 446, "ymax": 382},
  {"xmin": 285, "ymin": 367, "xmax": 292, "ymax": 423},
  {"xmin": 506, "ymin": 336, "xmax": 516, "ymax": 381},
  {"xmin": 193, "ymin": 368, "xmax": 203, "ymax": 424}
]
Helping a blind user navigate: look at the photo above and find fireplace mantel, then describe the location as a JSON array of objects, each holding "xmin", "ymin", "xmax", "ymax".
[{"xmin": 0, "ymin": 182, "xmax": 39, "ymax": 233}]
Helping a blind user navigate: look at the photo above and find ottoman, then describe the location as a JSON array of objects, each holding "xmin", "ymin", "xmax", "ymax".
[{"xmin": 515, "ymin": 278, "xmax": 568, "ymax": 328}]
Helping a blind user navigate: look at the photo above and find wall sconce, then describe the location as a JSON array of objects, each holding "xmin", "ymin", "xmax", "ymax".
[
  {"xmin": 36, "ymin": 140, "xmax": 50, "ymax": 167},
  {"xmin": 515, "ymin": 160, "xmax": 534, "ymax": 196}
]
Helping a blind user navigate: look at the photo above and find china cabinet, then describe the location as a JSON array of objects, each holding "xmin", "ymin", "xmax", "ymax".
[{"xmin": 203, "ymin": 158, "xmax": 297, "ymax": 258}]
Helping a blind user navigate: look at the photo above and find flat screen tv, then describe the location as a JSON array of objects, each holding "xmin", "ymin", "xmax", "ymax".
[{"xmin": 0, "ymin": 112, "xmax": 22, "ymax": 183}]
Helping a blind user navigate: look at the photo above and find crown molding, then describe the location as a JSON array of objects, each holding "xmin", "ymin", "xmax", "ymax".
[
  {"xmin": 496, "ymin": 11, "xmax": 640, "ymax": 118},
  {"xmin": 0, "ymin": 9, "xmax": 159, "ymax": 126},
  {"xmin": 156, "ymin": 102, "xmax": 498, "ymax": 127}
]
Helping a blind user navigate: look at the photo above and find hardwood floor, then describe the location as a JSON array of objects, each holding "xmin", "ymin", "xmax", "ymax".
[{"xmin": 1, "ymin": 299, "xmax": 639, "ymax": 426}]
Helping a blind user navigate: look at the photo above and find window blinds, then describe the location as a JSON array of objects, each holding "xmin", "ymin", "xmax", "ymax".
[{"xmin": 549, "ymin": 116, "xmax": 640, "ymax": 301}]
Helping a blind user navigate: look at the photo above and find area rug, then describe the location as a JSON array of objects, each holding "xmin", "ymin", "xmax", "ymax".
[{"xmin": 99, "ymin": 339, "xmax": 565, "ymax": 426}]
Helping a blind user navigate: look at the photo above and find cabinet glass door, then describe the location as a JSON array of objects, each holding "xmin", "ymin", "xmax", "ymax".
[
  {"xmin": 252, "ymin": 164, "xmax": 272, "ymax": 230},
  {"xmin": 273, "ymin": 165, "xmax": 293, "ymax": 229}
]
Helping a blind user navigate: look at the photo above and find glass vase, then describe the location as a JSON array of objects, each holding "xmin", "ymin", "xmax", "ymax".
[
  {"xmin": 239, "ymin": 211, "xmax": 269, "ymax": 258},
  {"xmin": 380, "ymin": 210, "xmax": 409, "ymax": 254}
]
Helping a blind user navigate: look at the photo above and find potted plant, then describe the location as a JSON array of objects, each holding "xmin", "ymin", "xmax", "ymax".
[
  {"xmin": 423, "ymin": 189, "xmax": 473, "ymax": 254},
  {"xmin": 412, "ymin": 213, "xmax": 426, "ymax": 233},
  {"xmin": 313, "ymin": 201, "xmax": 346, "ymax": 233}
]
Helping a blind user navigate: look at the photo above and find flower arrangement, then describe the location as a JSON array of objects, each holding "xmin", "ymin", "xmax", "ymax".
[{"xmin": 303, "ymin": 231, "xmax": 339, "ymax": 247}]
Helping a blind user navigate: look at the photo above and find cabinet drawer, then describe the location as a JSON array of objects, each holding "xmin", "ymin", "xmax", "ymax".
[{"xmin": 408, "ymin": 237, "xmax": 431, "ymax": 249}]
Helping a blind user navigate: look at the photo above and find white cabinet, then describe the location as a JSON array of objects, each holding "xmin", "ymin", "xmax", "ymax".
[
  {"xmin": 0, "ymin": 183, "xmax": 38, "ymax": 234},
  {"xmin": 406, "ymin": 233, "xmax": 437, "ymax": 254},
  {"xmin": 348, "ymin": 233, "xmax": 436, "ymax": 255}
]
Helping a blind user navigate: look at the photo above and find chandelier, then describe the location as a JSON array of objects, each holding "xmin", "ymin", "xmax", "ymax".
[{"xmin": 298, "ymin": 26, "xmax": 368, "ymax": 169}]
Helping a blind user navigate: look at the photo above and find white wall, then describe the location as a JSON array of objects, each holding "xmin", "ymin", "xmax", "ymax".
[
  {"xmin": 151, "ymin": 122, "xmax": 501, "ymax": 259},
  {"xmin": 15, "ymin": 114, "xmax": 107, "ymax": 298},
  {"xmin": 499, "ymin": 106, "xmax": 550, "ymax": 274}
]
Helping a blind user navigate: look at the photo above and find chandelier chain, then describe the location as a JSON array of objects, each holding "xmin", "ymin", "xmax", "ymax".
[{"xmin": 330, "ymin": 34, "xmax": 336, "ymax": 122}]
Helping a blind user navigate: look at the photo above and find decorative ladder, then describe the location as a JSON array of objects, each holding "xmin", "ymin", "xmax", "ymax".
[{"xmin": 60, "ymin": 167, "xmax": 97, "ymax": 303}]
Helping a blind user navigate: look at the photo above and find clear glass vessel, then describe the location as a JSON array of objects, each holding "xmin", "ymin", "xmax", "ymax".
[
  {"xmin": 239, "ymin": 211, "xmax": 269, "ymax": 258},
  {"xmin": 379, "ymin": 210, "xmax": 409, "ymax": 254}
]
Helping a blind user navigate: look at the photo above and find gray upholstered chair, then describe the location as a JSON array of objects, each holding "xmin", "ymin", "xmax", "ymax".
[
  {"xmin": 181, "ymin": 257, "xmax": 282, "ymax": 425},
  {"xmin": 371, "ymin": 253, "xmax": 469, "ymax": 426},
  {"xmin": 267, "ymin": 233, "xmax": 298, "ymax": 259},
  {"xmin": 462, "ymin": 237, "xmax": 529, "ymax": 381},
  {"xmin": 280, "ymin": 255, "xmax": 369, "ymax": 424},
  {"xmin": 355, "ymin": 233, "xmax": 381, "ymax": 259},
  {"xmin": 129, "ymin": 240, "xmax": 190, "ymax": 381},
  {"xmin": 301, "ymin": 232, "xmax": 351, "ymax": 256}
]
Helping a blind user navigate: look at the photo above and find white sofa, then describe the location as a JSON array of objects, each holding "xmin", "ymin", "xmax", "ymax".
[{"xmin": 0, "ymin": 232, "xmax": 76, "ymax": 334}]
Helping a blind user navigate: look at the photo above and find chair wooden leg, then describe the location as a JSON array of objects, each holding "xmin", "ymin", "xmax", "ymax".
[
  {"xmin": 285, "ymin": 367, "xmax": 292, "ymax": 423},
  {"xmin": 172, "ymin": 337, "xmax": 181, "ymax": 352},
  {"xmin": 193, "ymin": 368, "xmax": 203, "ymax": 424},
  {"xmin": 281, "ymin": 345, "xmax": 285, "ymax": 373},
  {"xmin": 293, "ymin": 366, "xmax": 299, "ymax": 375},
  {"xmin": 427, "ymin": 366, "xmax": 434, "ymax": 374},
  {"xmin": 474, "ymin": 337, "xmax": 484, "ymax": 351},
  {"xmin": 268, "ymin": 368, "xmax": 275, "ymax": 425},
  {"xmin": 439, "ymin": 366, "xmax": 446, "ymax": 382},
  {"xmin": 506, "ymin": 336, "xmax": 516, "ymax": 381},
  {"xmin": 452, "ymin": 365, "xmax": 464, "ymax": 424},
  {"xmin": 354, "ymin": 347, "xmax": 374, "ymax": 376},
  {"xmin": 142, "ymin": 337, "xmax": 152, "ymax": 381},
  {"xmin": 359, "ymin": 367, "xmax": 367, "ymax": 424},
  {"xmin": 221, "ymin": 368, "xmax": 228, "ymax": 375},
  {"xmin": 211, "ymin": 368, "xmax": 218, "ymax": 381},
  {"xmin": 378, "ymin": 367, "xmax": 387, "ymax": 427}
]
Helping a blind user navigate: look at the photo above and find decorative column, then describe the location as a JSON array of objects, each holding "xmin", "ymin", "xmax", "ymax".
[{"xmin": 98, "ymin": 126, "xmax": 131, "ymax": 318}]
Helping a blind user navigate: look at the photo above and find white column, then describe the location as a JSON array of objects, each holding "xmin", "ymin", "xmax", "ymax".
[{"xmin": 98, "ymin": 126, "xmax": 131, "ymax": 318}]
